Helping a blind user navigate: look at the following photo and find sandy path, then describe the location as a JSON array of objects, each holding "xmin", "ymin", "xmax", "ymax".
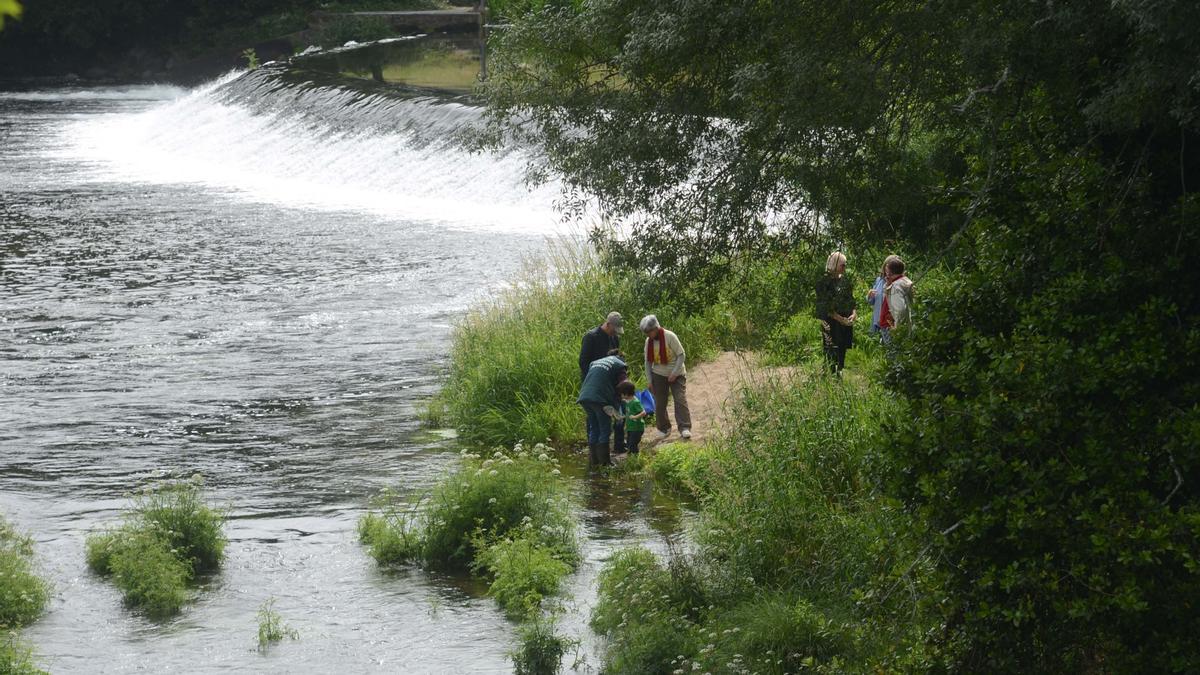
[{"xmin": 640, "ymin": 351, "xmax": 794, "ymax": 448}]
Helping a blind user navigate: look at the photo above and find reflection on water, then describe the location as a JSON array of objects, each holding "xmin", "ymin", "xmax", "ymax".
[
  {"xmin": 0, "ymin": 73, "xmax": 689, "ymax": 673},
  {"xmin": 295, "ymin": 35, "xmax": 484, "ymax": 93}
]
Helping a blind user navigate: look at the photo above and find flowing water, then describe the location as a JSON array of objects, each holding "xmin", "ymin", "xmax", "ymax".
[{"xmin": 1, "ymin": 68, "xmax": 684, "ymax": 673}]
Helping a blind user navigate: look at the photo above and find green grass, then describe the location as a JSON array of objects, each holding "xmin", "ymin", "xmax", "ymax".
[
  {"xmin": 593, "ymin": 363, "xmax": 943, "ymax": 672},
  {"xmin": 0, "ymin": 517, "xmax": 50, "ymax": 630},
  {"xmin": 85, "ymin": 478, "xmax": 227, "ymax": 617},
  {"xmin": 511, "ymin": 616, "xmax": 577, "ymax": 675},
  {"xmin": 430, "ymin": 243, "xmax": 741, "ymax": 448},
  {"xmin": 0, "ymin": 631, "xmax": 47, "ymax": 675}
]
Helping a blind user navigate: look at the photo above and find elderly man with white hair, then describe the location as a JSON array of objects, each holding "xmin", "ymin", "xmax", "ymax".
[{"xmin": 638, "ymin": 314, "xmax": 691, "ymax": 439}]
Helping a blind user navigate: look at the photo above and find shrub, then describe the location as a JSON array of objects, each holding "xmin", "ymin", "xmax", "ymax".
[
  {"xmin": 474, "ymin": 532, "xmax": 572, "ymax": 619},
  {"xmin": 510, "ymin": 617, "xmax": 576, "ymax": 675},
  {"xmin": 256, "ymin": 598, "xmax": 299, "ymax": 652},
  {"xmin": 0, "ymin": 518, "xmax": 50, "ymax": 629},
  {"xmin": 359, "ymin": 444, "xmax": 580, "ymax": 614},
  {"xmin": 106, "ymin": 529, "xmax": 192, "ymax": 617},
  {"xmin": 0, "ymin": 631, "xmax": 46, "ymax": 675},
  {"xmin": 85, "ymin": 478, "xmax": 226, "ymax": 616}
]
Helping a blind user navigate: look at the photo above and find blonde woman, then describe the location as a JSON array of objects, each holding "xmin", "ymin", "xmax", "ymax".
[{"xmin": 814, "ymin": 252, "xmax": 857, "ymax": 374}]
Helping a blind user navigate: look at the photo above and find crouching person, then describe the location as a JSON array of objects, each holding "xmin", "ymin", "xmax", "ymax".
[{"xmin": 577, "ymin": 354, "xmax": 627, "ymax": 467}]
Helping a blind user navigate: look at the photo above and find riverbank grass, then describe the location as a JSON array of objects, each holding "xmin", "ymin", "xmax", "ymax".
[
  {"xmin": 593, "ymin": 369, "xmax": 942, "ymax": 672},
  {"xmin": 0, "ymin": 517, "xmax": 50, "ymax": 630},
  {"xmin": 85, "ymin": 479, "xmax": 227, "ymax": 617},
  {"xmin": 360, "ymin": 444, "xmax": 579, "ymax": 618}
]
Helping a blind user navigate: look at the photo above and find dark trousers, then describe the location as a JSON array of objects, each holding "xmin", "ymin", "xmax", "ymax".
[
  {"xmin": 821, "ymin": 321, "xmax": 853, "ymax": 373},
  {"xmin": 613, "ymin": 418, "xmax": 626, "ymax": 454},
  {"xmin": 626, "ymin": 429, "xmax": 644, "ymax": 454}
]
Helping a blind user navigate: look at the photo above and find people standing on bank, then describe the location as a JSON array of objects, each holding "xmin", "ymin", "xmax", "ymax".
[
  {"xmin": 577, "ymin": 354, "xmax": 627, "ymax": 467},
  {"xmin": 639, "ymin": 314, "xmax": 691, "ymax": 440},
  {"xmin": 879, "ymin": 257, "xmax": 913, "ymax": 342},
  {"xmin": 579, "ymin": 311, "xmax": 625, "ymax": 454},
  {"xmin": 616, "ymin": 380, "xmax": 647, "ymax": 455},
  {"xmin": 814, "ymin": 252, "xmax": 857, "ymax": 374},
  {"xmin": 867, "ymin": 254, "xmax": 901, "ymax": 334}
]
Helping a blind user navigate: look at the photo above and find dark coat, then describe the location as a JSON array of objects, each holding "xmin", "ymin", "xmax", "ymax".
[
  {"xmin": 579, "ymin": 325, "xmax": 619, "ymax": 380},
  {"xmin": 577, "ymin": 356, "xmax": 627, "ymax": 409}
]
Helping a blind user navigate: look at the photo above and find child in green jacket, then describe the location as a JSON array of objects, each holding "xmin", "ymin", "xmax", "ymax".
[{"xmin": 617, "ymin": 381, "xmax": 648, "ymax": 454}]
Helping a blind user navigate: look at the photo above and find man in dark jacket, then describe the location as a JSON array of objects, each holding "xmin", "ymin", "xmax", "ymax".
[
  {"xmin": 579, "ymin": 312, "xmax": 625, "ymax": 454},
  {"xmin": 577, "ymin": 355, "xmax": 627, "ymax": 466},
  {"xmin": 579, "ymin": 311, "xmax": 623, "ymax": 379}
]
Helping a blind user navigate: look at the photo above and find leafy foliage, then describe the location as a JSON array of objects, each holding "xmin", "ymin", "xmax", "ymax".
[
  {"xmin": 359, "ymin": 444, "xmax": 580, "ymax": 615},
  {"xmin": 510, "ymin": 616, "xmax": 576, "ymax": 675},
  {"xmin": 0, "ymin": 517, "xmax": 49, "ymax": 630},
  {"xmin": 256, "ymin": 598, "xmax": 299, "ymax": 652},
  {"xmin": 0, "ymin": 631, "xmax": 46, "ymax": 675},
  {"xmin": 494, "ymin": 0, "xmax": 1200, "ymax": 668},
  {"xmin": 85, "ymin": 478, "xmax": 226, "ymax": 616}
]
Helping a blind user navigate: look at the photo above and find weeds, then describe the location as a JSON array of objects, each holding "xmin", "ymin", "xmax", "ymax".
[
  {"xmin": 511, "ymin": 616, "xmax": 577, "ymax": 675},
  {"xmin": 474, "ymin": 533, "xmax": 572, "ymax": 619},
  {"xmin": 85, "ymin": 478, "xmax": 226, "ymax": 616},
  {"xmin": 360, "ymin": 443, "xmax": 580, "ymax": 616},
  {"xmin": 256, "ymin": 598, "xmax": 299, "ymax": 652},
  {"xmin": 0, "ymin": 517, "xmax": 50, "ymax": 630},
  {"xmin": 0, "ymin": 631, "xmax": 46, "ymax": 675},
  {"xmin": 593, "ymin": 367, "xmax": 942, "ymax": 672}
]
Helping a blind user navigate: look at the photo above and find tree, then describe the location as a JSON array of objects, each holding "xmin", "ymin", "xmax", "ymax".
[{"xmin": 485, "ymin": 0, "xmax": 1200, "ymax": 668}]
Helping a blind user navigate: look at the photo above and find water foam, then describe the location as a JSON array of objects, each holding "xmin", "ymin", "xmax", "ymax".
[{"xmin": 56, "ymin": 69, "xmax": 567, "ymax": 234}]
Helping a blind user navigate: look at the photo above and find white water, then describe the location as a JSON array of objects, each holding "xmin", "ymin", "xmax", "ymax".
[{"xmin": 54, "ymin": 70, "xmax": 568, "ymax": 234}]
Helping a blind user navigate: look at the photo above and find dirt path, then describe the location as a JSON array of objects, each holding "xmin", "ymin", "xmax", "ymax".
[{"xmin": 641, "ymin": 351, "xmax": 795, "ymax": 449}]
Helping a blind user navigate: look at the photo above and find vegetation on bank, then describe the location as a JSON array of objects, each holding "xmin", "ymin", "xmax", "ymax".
[
  {"xmin": 480, "ymin": 0, "xmax": 1200, "ymax": 669},
  {"xmin": 427, "ymin": 242, "xmax": 884, "ymax": 448},
  {"xmin": 0, "ymin": 515, "xmax": 50, "ymax": 675},
  {"xmin": 359, "ymin": 444, "xmax": 579, "ymax": 620},
  {"xmin": 85, "ymin": 479, "xmax": 227, "ymax": 617}
]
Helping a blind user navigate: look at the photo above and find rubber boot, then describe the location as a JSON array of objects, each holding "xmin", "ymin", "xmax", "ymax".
[
  {"xmin": 596, "ymin": 441, "xmax": 612, "ymax": 467},
  {"xmin": 588, "ymin": 443, "xmax": 600, "ymax": 467}
]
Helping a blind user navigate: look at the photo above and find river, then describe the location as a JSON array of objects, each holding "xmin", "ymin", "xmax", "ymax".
[{"xmin": 1, "ymin": 69, "xmax": 682, "ymax": 673}]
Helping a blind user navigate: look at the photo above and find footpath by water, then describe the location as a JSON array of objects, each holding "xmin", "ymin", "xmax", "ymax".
[{"xmin": 0, "ymin": 73, "xmax": 686, "ymax": 673}]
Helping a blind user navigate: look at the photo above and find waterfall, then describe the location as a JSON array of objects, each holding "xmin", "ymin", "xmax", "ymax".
[{"xmin": 56, "ymin": 67, "xmax": 565, "ymax": 233}]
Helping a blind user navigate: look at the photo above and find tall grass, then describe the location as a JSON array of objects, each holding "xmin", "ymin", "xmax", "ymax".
[
  {"xmin": 0, "ymin": 631, "xmax": 47, "ymax": 675},
  {"xmin": 592, "ymin": 366, "xmax": 943, "ymax": 672},
  {"xmin": 85, "ymin": 478, "xmax": 227, "ymax": 617},
  {"xmin": 431, "ymin": 244, "xmax": 641, "ymax": 447},
  {"xmin": 0, "ymin": 517, "xmax": 50, "ymax": 630}
]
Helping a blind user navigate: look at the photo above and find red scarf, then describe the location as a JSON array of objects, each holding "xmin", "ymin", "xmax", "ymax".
[{"xmin": 646, "ymin": 327, "xmax": 669, "ymax": 364}]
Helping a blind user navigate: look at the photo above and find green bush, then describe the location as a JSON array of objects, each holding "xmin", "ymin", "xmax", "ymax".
[
  {"xmin": 0, "ymin": 631, "xmax": 46, "ymax": 675},
  {"xmin": 510, "ymin": 616, "xmax": 576, "ymax": 675},
  {"xmin": 85, "ymin": 478, "xmax": 226, "ymax": 616},
  {"xmin": 475, "ymin": 533, "xmax": 572, "ymax": 619},
  {"xmin": 0, "ymin": 518, "xmax": 50, "ymax": 630},
  {"xmin": 359, "ymin": 444, "xmax": 580, "ymax": 614},
  {"xmin": 106, "ymin": 529, "xmax": 192, "ymax": 617}
]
